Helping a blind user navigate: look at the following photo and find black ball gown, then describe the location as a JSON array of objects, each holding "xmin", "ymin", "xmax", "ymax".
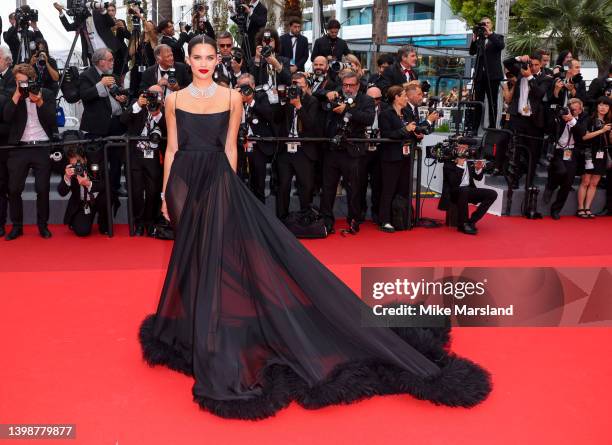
[{"xmin": 139, "ymin": 92, "xmax": 492, "ymax": 420}]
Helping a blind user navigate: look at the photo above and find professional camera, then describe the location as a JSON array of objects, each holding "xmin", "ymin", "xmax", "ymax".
[
  {"xmin": 166, "ymin": 68, "xmax": 177, "ymax": 86},
  {"xmin": 239, "ymin": 84, "xmax": 254, "ymax": 96},
  {"xmin": 309, "ymin": 69, "xmax": 326, "ymax": 86},
  {"xmin": 413, "ymin": 123, "xmax": 431, "ymax": 136},
  {"xmin": 18, "ymin": 80, "xmax": 41, "ymax": 96},
  {"xmin": 238, "ymin": 123, "xmax": 249, "ymax": 147},
  {"xmin": 323, "ymin": 94, "xmax": 355, "ymax": 112},
  {"xmin": 557, "ymin": 106, "xmax": 571, "ymax": 119},
  {"xmin": 148, "ymin": 127, "xmax": 163, "ymax": 149},
  {"xmin": 287, "ymin": 83, "xmax": 302, "ymax": 100},
  {"xmin": 425, "ymin": 135, "xmax": 482, "ymax": 161},
  {"xmin": 330, "ymin": 113, "xmax": 352, "ymax": 147},
  {"xmin": 261, "ymin": 45, "xmax": 273, "ymax": 59},
  {"xmin": 15, "ymin": 6, "xmax": 39, "ymax": 29},
  {"xmin": 329, "ymin": 60, "xmax": 351, "ymax": 73},
  {"xmin": 427, "ymin": 96, "xmax": 441, "ymax": 114},
  {"xmin": 108, "ymin": 81, "xmax": 129, "ymax": 98},
  {"xmin": 472, "ymin": 22, "xmax": 487, "ymax": 39},
  {"xmin": 70, "ymin": 160, "xmax": 100, "ymax": 181},
  {"xmin": 142, "ymin": 90, "xmax": 161, "ymax": 111},
  {"xmin": 230, "ymin": 0, "xmax": 248, "ymax": 27},
  {"xmin": 37, "ymin": 52, "xmax": 47, "ymax": 68},
  {"xmin": 231, "ymin": 48, "xmax": 244, "ymax": 64},
  {"xmin": 420, "ymin": 80, "xmax": 431, "ymax": 94}
]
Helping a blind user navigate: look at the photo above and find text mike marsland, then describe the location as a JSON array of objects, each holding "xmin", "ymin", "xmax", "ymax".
[{"xmin": 372, "ymin": 304, "xmax": 515, "ymax": 317}]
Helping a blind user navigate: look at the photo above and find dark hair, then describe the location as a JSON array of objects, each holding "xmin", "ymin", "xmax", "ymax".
[
  {"xmin": 377, "ymin": 54, "xmax": 394, "ymax": 67},
  {"xmin": 387, "ymin": 85, "xmax": 405, "ymax": 103},
  {"xmin": 555, "ymin": 50, "xmax": 572, "ymax": 67},
  {"xmin": 594, "ymin": 97, "xmax": 612, "ymax": 122},
  {"xmin": 291, "ymin": 72, "xmax": 307, "ymax": 83},
  {"xmin": 156, "ymin": 20, "xmax": 173, "ymax": 34},
  {"xmin": 36, "ymin": 39, "xmax": 50, "ymax": 54},
  {"xmin": 187, "ymin": 34, "xmax": 217, "ymax": 56},
  {"xmin": 327, "ymin": 19, "xmax": 341, "ymax": 30},
  {"xmin": 255, "ymin": 28, "xmax": 280, "ymax": 50},
  {"xmin": 529, "ymin": 52, "xmax": 542, "ymax": 62},
  {"xmin": 288, "ymin": 17, "xmax": 302, "ymax": 27},
  {"xmin": 217, "ymin": 31, "xmax": 233, "ymax": 41},
  {"xmin": 397, "ymin": 45, "xmax": 417, "ymax": 60}
]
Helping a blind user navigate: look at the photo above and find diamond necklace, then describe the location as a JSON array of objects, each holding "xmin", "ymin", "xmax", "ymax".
[{"xmin": 187, "ymin": 82, "xmax": 218, "ymax": 99}]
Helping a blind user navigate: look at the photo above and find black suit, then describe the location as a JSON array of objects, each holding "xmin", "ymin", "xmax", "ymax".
[
  {"xmin": 0, "ymin": 94, "xmax": 11, "ymax": 229},
  {"xmin": 57, "ymin": 168, "xmax": 107, "ymax": 236},
  {"xmin": 59, "ymin": 10, "xmax": 115, "ymax": 65},
  {"xmin": 320, "ymin": 92, "xmax": 375, "ymax": 228},
  {"xmin": 113, "ymin": 25, "xmax": 132, "ymax": 75},
  {"xmin": 120, "ymin": 102, "xmax": 166, "ymax": 228},
  {"xmin": 246, "ymin": 2, "xmax": 268, "ymax": 57},
  {"xmin": 0, "ymin": 69, "xmax": 16, "ymax": 96},
  {"xmin": 310, "ymin": 35, "xmax": 350, "ymax": 62},
  {"xmin": 276, "ymin": 93, "xmax": 320, "ymax": 219},
  {"xmin": 139, "ymin": 63, "xmax": 191, "ymax": 93},
  {"xmin": 244, "ymin": 92, "xmax": 276, "ymax": 202},
  {"xmin": 247, "ymin": 56, "xmax": 292, "ymax": 88},
  {"xmin": 3, "ymin": 88, "xmax": 57, "ymax": 227},
  {"xmin": 469, "ymin": 33, "xmax": 504, "ymax": 131},
  {"xmin": 376, "ymin": 62, "xmax": 418, "ymax": 96},
  {"xmin": 160, "ymin": 33, "xmax": 191, "ymax": 64},
  {"xmin": 2, "ymin": 26, "xmax": 44, "ymax": 64},
  {"xmin": 439, "ymin": 160, "xmax": 497, "ymax": 227},
  {"xmin": 279, "ymin": 33, "xmax": 309, "ymax": 72}
]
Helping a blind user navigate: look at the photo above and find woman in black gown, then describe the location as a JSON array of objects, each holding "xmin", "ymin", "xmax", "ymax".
[{"xmin": 139, "ymin": 35, "xmax": 492, "ymax": 420}]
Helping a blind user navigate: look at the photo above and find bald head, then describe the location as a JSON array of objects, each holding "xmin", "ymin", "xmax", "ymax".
[
  {"xmin": 312, "ymin": 56, "xmax": 328, "ymax": 73},
  {"xmin": 367, "ymin": 86, "xmax": 381, "ymax": 99}
]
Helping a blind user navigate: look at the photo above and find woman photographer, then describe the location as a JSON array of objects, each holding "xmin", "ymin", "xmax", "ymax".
[
  {"xmin": 29, "ymin": 40, "xmax": 59, "ymax": 96},
  {"xmin": 247, "ymin": 28, "xmax": 291, "ymax": 91},
  {"xmin": 129, "ymin": 19, "xmax": 158, "ymax": 96},
  {"xmin": 578, "ymin": 96, "xmax": 612, "ymax": 218},
  {"xmin": 377, "ymin": 85, "xmax": 416, "ymax": 233}
]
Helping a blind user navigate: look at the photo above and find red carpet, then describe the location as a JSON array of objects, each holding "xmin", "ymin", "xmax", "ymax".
[{"xmin": 1, "ymin": 203, "xmax": 611, "ymax": 444}]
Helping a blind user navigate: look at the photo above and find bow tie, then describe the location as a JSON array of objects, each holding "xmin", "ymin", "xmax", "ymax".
[
  {"xmin": 403, "ymin": 68, "xmax": 413, "ymax": 75},
  {"xmin": 160, "ymin": 70, "xmax": 168, "ymax": 77}
]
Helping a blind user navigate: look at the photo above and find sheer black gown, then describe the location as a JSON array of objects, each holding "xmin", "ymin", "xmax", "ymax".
[{"xmin": 139, "ymin": 94, "xmax": 492, "ymax": 420}]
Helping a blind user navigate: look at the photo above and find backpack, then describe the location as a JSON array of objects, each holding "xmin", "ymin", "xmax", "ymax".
[{"xmin": 283, "ymin": 206, "xmax": 328, "ymax": 239}]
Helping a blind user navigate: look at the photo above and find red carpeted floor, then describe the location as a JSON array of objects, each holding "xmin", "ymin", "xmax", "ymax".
[{"xmin": 1, "ymin": 203, "xmax": 611, "ymax": 445}]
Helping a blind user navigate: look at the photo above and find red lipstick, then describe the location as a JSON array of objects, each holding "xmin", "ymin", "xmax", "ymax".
[{"xmin": 199, "ymin": 69, "xmax": 209, "ymax": 74}]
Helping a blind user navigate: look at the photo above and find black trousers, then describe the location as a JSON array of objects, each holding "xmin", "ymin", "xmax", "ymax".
[
  {"xmin": 379, "ymin": 157, "xmax": 412, "ymax": 225},
  {"xmin": 131, "ymin": 153, "xmax": 162, "ymax": 226},
  {"xmin": 320, "ymin": 149, "xmax": 362, "ymax": 227},
  {"xmin": 7, "ymin": 147, "xmax": 51, "ymax": 226},
  {"xmin": 0, "ymin": 150, "xmax": 8, "ymax": 226},
  {"xmin": 455, "ymin": 186, "xmax": 497, "ymax": 226},
  {"xmin": 359, "ymin": 149, "xmax": 382, "ymax": 222},
  {"xmin": 473, "ymin": 77, "xmax": 500, "ymax": 132},
  {"xmin": 276, "ymin": 149, "xmax": 315, "ymax": 220},
  {"xmin": 68, "ymin": 196, "xmax": 108, "ymax": 237},
  {"xmin": 247, "ymin": 146, "xmax": 273, "ymax": 203},
  {"xmin": 510, "ymin": 116, "xmax": 542, "ymax": 187},
  {"xmin": 548, "ymin": 157, "xmax": 577, "ymax": 214},
  {"xmin": 108, "ymin": 116, "xmax": 127, "ymax": 192}
]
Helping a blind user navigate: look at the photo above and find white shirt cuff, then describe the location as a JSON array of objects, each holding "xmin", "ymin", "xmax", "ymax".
[
  {"xmin": 64, "ymin": 176, "xmax": 71, "ymax": 186},
  {"xmin": 456, "ymin": 162, "xmax": 466, "ymax": 169},
  {"xmin": 132, "ymin": 102, "xmax": 143, "ymax": 113}
]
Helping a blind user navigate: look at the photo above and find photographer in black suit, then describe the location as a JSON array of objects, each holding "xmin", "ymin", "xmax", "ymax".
[
  {"xmin": 3, "ymin": 64, "xmax": 57, "ymax": 240},
  {"xmin": 54, "ymin": 1, "xmax": 115, "ymax": 66},
  {"xmin": 58, "ymin": 147, "xmax": 108, "ymax": 236},
  {"xmin": 469, "ymin": 17, "xmax": 504, "ymax": 132},
  {"xmin": 120, "ymin": 85, "xmax": 166, "ymax": 236},
  {"xmin": 0, "ymin": 47, "xmax": 14, "ymax": 237},
  {"xmin": 309, "ymin": 56, "xmax": 338, "ymax": 100},
  {"xmin": 139, "ymin": 44, "xmax": 191, "ymax": 97},
  {"xmin": 438, "ymin": 145, "xmax": 498, "ymax": 235},
  {"xmin": 3, "ymin": 9, "xmax": 44, "ymax": 64},
  {"xmin": 550, "ymin": 58, "xmax": 588, "ymax": 108},
  {"xmin": 214, "ymin": 33, "xmax": 245, "ymax": 88},
  {"xmin": 0, "ymin": 47, "xmax": 15, "ymax": 94},
  {"xmin": 310, "ymin": 19, "xmax": 350, "ymax": 63},
  {"xmin": 279, "ymin": 18, "xmax": 309, "ymax": 73},
  {"xmin": 157, "ymin": 20, "xmax": 190, "ymax": 64},
  {"xmin": 244, "ymin": 0, "xmax": 268, "ymax": 59},
  {"xmin": 236, "ymin": 73, "xmax": 276, "ymax": 203},
  {"xmin": 276, "ymin": 73, "xmax": 320, "ymax": 219},
  {"xmin": 320, "ymin": 71, "xmax": 375, "ymax": 234},
  {"xmin": 377, "ymin": 45, "xmax": 419, "ymax": 95},
  {"xmin": 247, "ymin": 28, "xmax": 291, "ymax": 93},
  {"xmin": 79, "ymin": 48, "xmax": 128, "ymax": 195}
]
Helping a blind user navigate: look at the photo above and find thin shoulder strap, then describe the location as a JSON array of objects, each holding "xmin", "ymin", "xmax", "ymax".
[{"xmin": 228, "ymin": 88, "xmax": 232, "ymax": 111}]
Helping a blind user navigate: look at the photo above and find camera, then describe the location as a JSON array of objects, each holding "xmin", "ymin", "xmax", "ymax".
[
  {"xmin": 166, "ymin": 68, "xmax": 177, "ymax": 86},
  {"xmin": 15, "ymin": 5, "xmax": 39, "ymax": 29},
  {"xmin": 230, "ymin": 0, "xmax": 248, "ymax": 27},
  {"xmin": 238, "ymin": 123, "xmax": 249, "ymax": 146},
  {"xmin": 239, "ymin": 84, "xmax": 254, "ymax": 96},
  {"xmin": 472, "ymin": 22, "xmax": 487, "ymax": 39},
  {"xmin": 420, "ymin": 80, "xmax": 431, "ymax": 94},
  {"xmin": 287, "ymin": 83, "xmax": 302, "ymax": 100},
  {"xmin": 413, "ymin": 124, "xmax": 431, "ymax": 136},
  {"xmin": 142, "ymin": 90, "xmax": 161, "ymax": 111},
  {"xmin": 425, "ymin": 135, "xmax": 482, "ymax": 161},
  {"xmin": 261, "ymin": 45, "xmax": 273, "ymax": 58},
  {"xmin": 149, "ymin": 127, "xmax": 163, "ymax": 149},
  {"xmin": 18, "ymin": 80, "xmax": 41, "ymax": 96},
  {"xmin": 232, "ymin": 48, "xmax": 243, "ymax": 64},
  {"xmin": 324, "ymin": 95, "xmax": 355, "ymax": 111},
  {"xmin": 37, "ymin": 52, "xmax": 47, "ymax": 68},
  {"xmin": 330, "ymin": 113, "xmax": 352, "ymax": 147},
  {"xmin": 329, "ymin": 60, "xmax": 351, "ymax": 73}
]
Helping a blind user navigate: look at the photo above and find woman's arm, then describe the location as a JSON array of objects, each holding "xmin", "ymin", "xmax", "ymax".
[
  {"xmin": 582, "ymin": 123, "xmax": 612, "ymax": 141},
  {"xmin": 225, "ymin": 89, "xmax": 243, "ymax": 173},
  {"xmin": 161, "ymin": 93, "xmax": 178, "ymax": 219}
]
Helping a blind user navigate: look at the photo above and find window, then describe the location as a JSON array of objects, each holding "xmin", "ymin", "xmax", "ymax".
[
  {"xmin": 303, "ymin": 20, "xmax": 312, "ymax": 31},
  {"xmin": 389, "ymin": 4, "xmax": 409, "ymax": 22},
  {"xmin": 388, "ymin": 3, "xmax": 434, "ymax": 22},
  {"xmin": 347, "ymin": 7, "xmax": 372, "ymax": 25}
]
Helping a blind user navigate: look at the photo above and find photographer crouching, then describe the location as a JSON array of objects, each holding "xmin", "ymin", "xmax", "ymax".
[
  {"xmin": 438, "ymin": 143, "xmax": 498, "ymax": 235},
  {"xmin": 320, "ymin": 70, "xmax": 375, "ymax": 234},
  {"xmin": 120, "ymin": 85, "xmax": 166, "ymax": 236},
  {"xmin": 58, "ymin": 147, "xmax": 107, "ymax": 236}
]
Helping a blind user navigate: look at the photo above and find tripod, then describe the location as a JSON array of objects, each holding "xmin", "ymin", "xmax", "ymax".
[
  {"xmin": 58, "ymin": 21, "xmax": 89, "ymax": 92},
  {"xmin": 16, "ymin": 25, "xmax": 32, "ymax": 64}
]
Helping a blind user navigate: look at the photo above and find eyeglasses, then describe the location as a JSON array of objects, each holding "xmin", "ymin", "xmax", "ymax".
[
  {"xmin": 219, "ymin": 44, "xmax": 232, "ymax": 48},
  {"xmin": 342, "ymin": 83, "xmax": 358, "ymax": 88}
]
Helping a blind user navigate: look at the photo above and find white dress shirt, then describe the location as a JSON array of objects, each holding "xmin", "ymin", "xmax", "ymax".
[{"xmin": 20, "ymin": 99, "xmax": 49, "ymax": 142}]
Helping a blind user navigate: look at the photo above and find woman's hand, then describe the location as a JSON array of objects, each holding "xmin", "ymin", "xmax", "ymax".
[{"xmin": 161, "ymin": 200, "xmax": 170, "ymax": 221}]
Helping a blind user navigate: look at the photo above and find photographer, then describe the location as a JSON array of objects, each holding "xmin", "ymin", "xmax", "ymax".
[
  {"xmin": 367, "ymin": 54, "xmax": 394, "ymax": 89},
  {"xmin": 107, "ymin": 4, "xmax": 131, "ymax": 76},
  {"xmin": 247, "ymin": 28, "xmax": 291, "ymax": 96},
  {"xmin": 377, "ymin": 46, "xmax": 419, "ymax": 95},
  {"xmin": 578, "ymin": 96, "xmax": 612, "ymax": 218},
  {"xmin": 0, "ymin": 87, "xmax": 11, "ymax": 237},
  {"xmin": 140, "ymin": 44, "xmax": 191, "ymax": 97},
  {"xmin": 309, "ymin": 56, "xmax": 338, "ymax": 98},
  {"xmin": 276, "ymin": 72, "xmax": 320, "ymax": 220},
  {"xmin": 214, "ymin": 32, "xmax": 244, "ymax": 88},
  {"xmin": 184, "ymin": 5, "xmax": 216, "ymax": 40},
  {"xmin": 120, "ymin": 85, "xmax": 166, "ymax": 236},
  {"xmin": 58, "ymin": 147, "xmax": 108, "ymax": 236},
  {"xmin": 377, "ymin": 86, "xmax": 415, "ymax": 232},
  {"xmin": 543, "ymin": 98, "xmax": 587, "ymax": 219},
  {"xmin": 310, "ymin": 19, "xmax": 350, "ymax": 63},
  {"xmin": 3, "ymin": 64, "xmax": 57, "ymax": 241},
  {"xmin": 587, "ymin": 64, "xmax": 612, "ymax": 106},
  {"xmin": 551, "ymin": 58, "xmax": 587, "ymax": 107},
  {"xmin": 438, "ymin": 144, "xmax": 498, "ymax": 235},
  {"xmin": 242, "ymin": 0, "xmax": 268, "ymax": 58},
  {"xmin": 402, "ymin": 83, "xmax": 438, "ymax": 135},
  {"xmin": 279, "ymin": 18, "xmax": 309, "ymax": 73},
  {"xmin": 157, "ymin": 20, "xmax": 190, "ymax": 64},
  {"xmin": 79, "ymin": 48, "xmax": 128, "ymax": 195},
  {"xmin": 127, "ymin": 18, "xmax": 158, "ymax": 96},
  {"xmin": 468, "ymin": 17, "xmax": 505, "ymax": 133},
  {"xmin": 320, "ymin": 71, "xmax": 375, "ymax": 234},
  {"xmin": 3, "ymin": 8, "xmax": 44, "ymax": 64},
  {"xmin": 235, "ymin": 73, "xmax": 276, "ymax": 203},
  {"xmin": 0, "ymin": 46, "xmax": 15, "ymax": 95},
  {"xmin": 29, "ymin": 40, "xmax": 59, "ymax": 96},
  {"xmin": 54, "ymin": 1, "xmax": 116, "ymax": 66}
]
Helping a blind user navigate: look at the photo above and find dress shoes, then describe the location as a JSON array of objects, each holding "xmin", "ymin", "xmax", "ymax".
[
  {"xmin": 38, "ymin": 225, "xmax": 52, "ymax": 239},
  {"xmin": 597, "ymin": 208, "xmax": 610, "ymax": 216},
  {"xmin": 550, "ymin": 211, "xmax": 561, "ymax": 220},
  {"xmin": 458, "ymin": 222, "xmax": 478, "ymax": 235},
  {"xmin": 5, "ymin": 226, "xmax": 23, "ymax": 241},
  {"xmin": 134, "ymin": 224, "xmax": 145, "ymax": 236}
]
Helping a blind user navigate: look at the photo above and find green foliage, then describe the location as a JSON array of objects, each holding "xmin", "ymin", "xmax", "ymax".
[{"xmin": 448, "ymin": 0, "xmax": 495, "ymax": 27}]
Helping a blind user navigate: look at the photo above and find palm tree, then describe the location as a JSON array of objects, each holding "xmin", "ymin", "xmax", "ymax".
[
  {"xmin": 507, "ymin": 0, "xmax": 612, "ymax": 75},
  {"xmin": 157, "ymin": 0, "xmax": 173, "ymax": 24}
]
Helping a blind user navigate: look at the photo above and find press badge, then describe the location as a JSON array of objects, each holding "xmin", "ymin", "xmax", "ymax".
[
  {"xmin": 267, "ymin": 88, "xmax": 279, "ymax": 104},
  {"xmin": 83, "ymin": 204, "xmax": 91, "ymax": 215},
  {"xmin": 563, "ymin": 149, "xmax": 572, "ymax": 161},
  {"xmin": 596, "ymin": 150, "xmax": 605, "ymax": 159},
  {"xmin": 402, "ymin": 144, "xmax": 410, "ymax": 156},
  {"xmin": 287, "ymin": 142, "xmax": 300, "ymax": 153},
  {"xmin": 138, "ymin": 65, "xmax": 146, "ymax": 73},
  {"xmin": 143, "ymin": 149, "xmax": 154, "ymax": 159}
]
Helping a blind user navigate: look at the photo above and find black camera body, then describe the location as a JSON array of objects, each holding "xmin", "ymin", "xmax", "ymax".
[
  {"xmin": 239, "ymin": 84, "xmax": 254, "ymax": 97},
  {"xmin": 324, "ymin": 95, "xmax": 355, "ymax": 112},
  {"xmin": 142, "ymin": 91, "xmax": 161, "ymax": 111},
  {"xmin": 232, "ymin": 48, "xmax": 244, "ymax": 64},
  {"xmin": 166, "ymin": 68, "xmax": 177, "ymax": 86},
  {"xmin": 70, "ymin": 160, "xmax": 100, "ymax": 181},
  {"xmin": 287, "ymin": 84, "xmax": 303, "ymax": 100},
  {"xmin": 18, "ymin": 80, "xmax": 41, "ymax": 96},
  {"xmin": 15, "ymin": 6, "xmax": 39, "ymax": 29},
  {"xmin": 108, "ymin": 82, "xmax": 128, "ymax": 99},
  {"xmin": 330, "ymin": 112, "xmax": 353, "ymax": 148},
  {"xmin": 425, "ymin": 135, "xmax": 482, "ymax": 161},
  {"xmin": 261, "ymin": 45, "xmax": 273, "ymax": 59},
  {"xmin": 472, "ymin": 22, "xmax": 487, "ymax": 39}
]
